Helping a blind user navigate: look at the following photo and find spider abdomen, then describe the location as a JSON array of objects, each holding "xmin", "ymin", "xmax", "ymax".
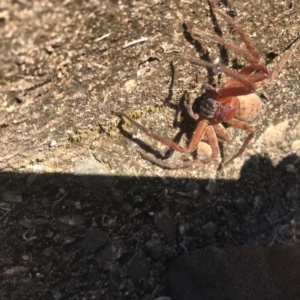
[{"xmin": 236, "ymin": 93, "xmax": 262, "ymax": 122}]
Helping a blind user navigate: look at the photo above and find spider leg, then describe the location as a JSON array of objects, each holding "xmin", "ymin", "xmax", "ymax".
[
  {"xmin": 186, "ymin": 23, "xmax": 267, "ymax": 74},
  {"xmin": 202, "ymin": 82, "xmax": 217, "ymax": 93},
  {"xmin": 213, "ymin": 123, "xmax": 231, "ymax": 142},
  {"xmin": 269, "ymin": 37, "xmax": 300, "ymax": 83},
  {"xmin": 209, "ymin": 0, "xmax": 300, "ymax": 86},
  {"xmin": 223, "ymin": 118, "xmax": 254, "ymax": 165},
  {"xmin": 185, "ymin": 91, "xmax": 199, "ymax": 120},
  {"xmin": 209, "ymin": 0, "xmax": 260, "ymax": 61},
  {"xmin": 113, "ymin": 111, "xmax": 208, "ymax": 154},
  {"xmin": 217, "ymin": 67, "xmax": 268, "ymax": 97},
  {"xmin": 182, "ymin": 55, "xmax": 256, "ymax": 92},
  {"xmin": 137, "ymin": 125, "xmax": 220, "ymax": 169}
]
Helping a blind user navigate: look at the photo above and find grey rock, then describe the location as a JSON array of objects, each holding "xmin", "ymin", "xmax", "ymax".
[
  {"xmin": 202, "ymin": 221, "xmax": 218, "ymax": 237},
  {"xmin": 121, "ymin": 202, "xmax": 133, "ymax": 215},
  {"xmin": 127, "ymin": 251, "xmax": 150, "ymax": 282},
  {"xmin": 111, "ymin": 189, "xmax": 125, "ymax": 203},
  {"xmin": 233, "ymin": 198, "xmax": 249, "ymax": 214},
  {"xmin": 95, "ymin": 242, "xmax": 123, "ymax": 262},
  {"xmin": 154, "ymin": 209, "xmax": 176, "ymax": 239},
  {"xmin": 2, "ymin": 191, "xmax": 22, "ymax": 203},
  {"xmin": 185, "ymin": 181, "xmax": 199, "ymax": 199},
  {"xmin": 144, "ymin": 238, "xmax": 163, "ymax": 258},
  {"xmin": 42, "ymin": 247, "xmax": 53, "ymax": 257},
  {"xmin": 43, "ymin": 261, "xmax": 54, "ymax": 274},
  {"xmin": 57, "ymin": 215, "xmax": 85, "ymax": 227},
  {"xmin": 74, "ymin": 160, "xmax": 114, "ymax": 188},
  {"xmin": 80, "ymin": 228, "xmax": 109, "ymax": 250}
]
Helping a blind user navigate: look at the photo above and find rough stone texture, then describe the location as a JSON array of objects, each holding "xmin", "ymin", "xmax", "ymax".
[
  {"xmin": 1, "ymin": 0, "xmax": 299, "ymax": 179},
  {"xmin": 0, "ymin": 0, "xmax": 300, "ymax": 299}
]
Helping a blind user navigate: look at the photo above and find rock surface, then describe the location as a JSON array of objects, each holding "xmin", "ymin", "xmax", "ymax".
[{"xmin": 168, "ymin": 245, "xmax": 300, "ymax": 300}]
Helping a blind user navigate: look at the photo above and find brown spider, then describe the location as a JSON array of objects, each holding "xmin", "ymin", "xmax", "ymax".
[{"xmin": 113, "ymin": 0, "xmax": 300, "ymax": 169}]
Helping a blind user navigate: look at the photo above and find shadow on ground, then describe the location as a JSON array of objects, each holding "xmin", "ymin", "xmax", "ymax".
[{"xmin": 0, "ymin": 154, "xmax": 299, "ymax": 299}]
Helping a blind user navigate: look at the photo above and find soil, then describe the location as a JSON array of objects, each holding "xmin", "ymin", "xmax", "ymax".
[{"xmin": 1, "ymin": 0, "xmax": 300, "ymax": 299}]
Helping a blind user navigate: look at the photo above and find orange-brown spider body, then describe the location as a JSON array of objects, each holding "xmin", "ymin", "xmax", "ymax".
[{"xmin": 113, "ymin": 0, "xmax": 300, "ymax": 169}]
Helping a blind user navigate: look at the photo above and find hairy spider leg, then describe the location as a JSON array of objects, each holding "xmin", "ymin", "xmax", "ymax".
[
  {"xmin": 268, "ymin": 37, "xmax": 300, "ymax": 84},
  {"xmin": 182, "ymin": 55, "xmax": 256, "ymax": 94},
  {"xmin": 113, "ymin": 111, "xmax": 207, "ymax": 154},
  {"xmin": 209, "ymin": 0, "xmax": 261, "ymax": 61},
  {"xmin": 187, "ymin": 25, "xmax": 267, "ymax": 75},
  {"xmin": 223, "ymin": 118, "xmax": 254, "ymax": 166},
  {"xmin": 113, "ymin": 111, "xmax": 222, "ymax": 169},
  {"xmin": 209, "ymin": 0, "xmax": 300, "ymax": 84},
  {"xmin": 137, "ymin": 124, "xmax": 220, "ymax": 169},
  {"xmin": 213, "ymin": 123, "xmax": 231, "ymax": 142}
]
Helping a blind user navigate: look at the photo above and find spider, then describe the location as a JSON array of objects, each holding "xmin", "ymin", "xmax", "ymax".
[{"xmin": 113, "ymin": 0, "xmax": 300, "ymax": 169}]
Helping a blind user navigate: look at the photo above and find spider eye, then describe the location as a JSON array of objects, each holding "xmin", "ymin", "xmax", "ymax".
[
  {"xmin": 206, "ymin": 98, "xmax": 218, "ymax": 109},
  {"xmin": 200, "ymin": 98, "xmax": 219, "ymax": 118}
]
